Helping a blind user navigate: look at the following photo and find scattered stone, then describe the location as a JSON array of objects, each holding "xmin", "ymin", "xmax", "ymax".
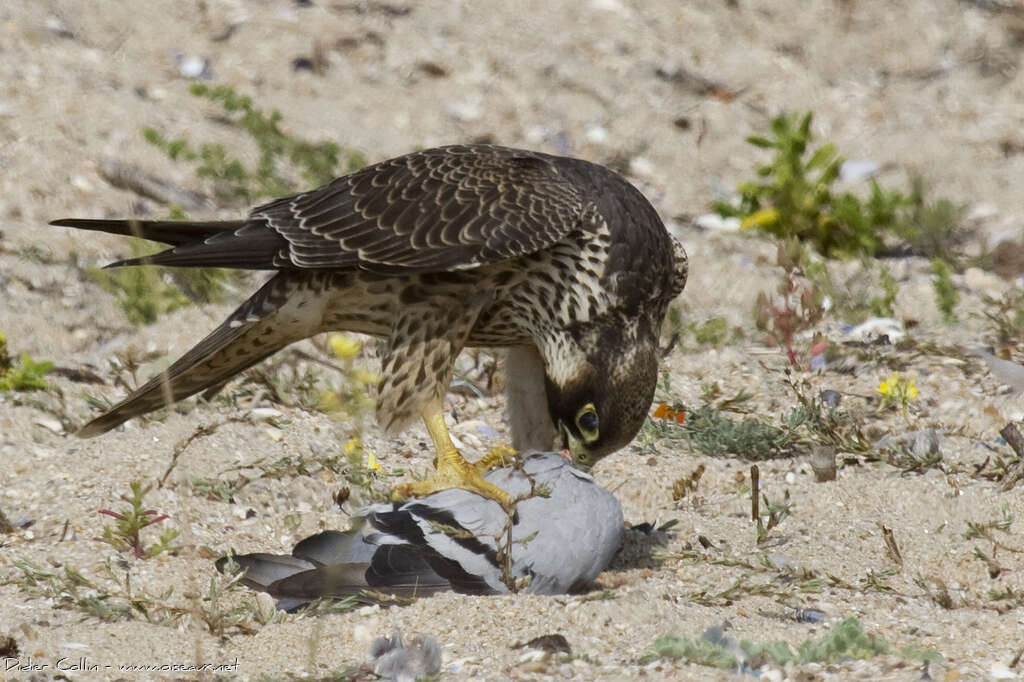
[
  {"xmin": 962, "ymin": 267, "xmax": 1004, "ymax": 298},
  {"xmin": 810, "ymin": 445, "xmax": 836, "ymax": 482},
  {"xmin": 694, "ymin": 212, "xmax": 741, "ymax": 232},
  {"xmin": 177, "ymin": 55, "xmax": 211, "ymax": 80},
  {"xmin": 32, "ymin": 417, "xmax": 64, "ymax": 434},
  {"xmin": 819, "ymin": 389, "xmax": 841, "ymax": 408},
  {"xmin": 842, "ymin": 317, "xmax": 905, "ymax": 344},
  {"xmin": 251, "ymin": 407, "xmax": 285, "ymax": 421},
  {"xmin": 44, "ymin": 15, "xmax": 75, "ymax": 39},
  {"xmin": 512, "ymin": 633, "xmax": 571, "ymax": 655},
  {"xmin": 447, "ymin": 98, "xmax": 482, "ymax": 122},
  {"xmin": 992, "ymin": 240, "xmax": 1024, "ymax": 280},
  {"xmin": 794, "ymin": 607, "xmax": 825, "ymax": 623},
  {"xmin": 584, "ymin": 123, "xmax": 608, "ymax": 145},
  {"xmin": 875, "ymin": 429, "xmax": 942, "ymax": 460},
  {"xmin": 839, "ymin": 159, "xmax": 881, "ymax": 182}
]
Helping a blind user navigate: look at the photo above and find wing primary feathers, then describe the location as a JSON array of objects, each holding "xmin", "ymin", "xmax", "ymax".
[{"xmin": 50, "ymin": 218, "xmax": 245, "ymax": 246}]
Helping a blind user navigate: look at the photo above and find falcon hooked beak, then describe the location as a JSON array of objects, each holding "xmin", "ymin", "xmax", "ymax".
[{"xmin": 557, "ymin": 421, "xmax": 588, "ymax": 470}]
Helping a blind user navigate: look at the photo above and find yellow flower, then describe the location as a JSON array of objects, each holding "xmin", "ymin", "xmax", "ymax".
[
  {"xmin": 318, "ymin": 390, "xmax": 341, "ymax": 413},
  {"xmin": 352, "ymin": 368, "xmax": 381, "ymax": 386},
  {"xmin": 365, "ymin": 451, "xmax": 382, "ymax": 472},
  {"xmin": 344, "ymin": 437, "xmax": 362, "ymax": 454},
  {"xmin": 740, "ymin": 207, "xmax": 780, "ymax": 229},
  {"xmin": 905, "ymin": 378, "xmax": 918, "ymax": 400},
  {"xmin": 329, "ymin": 333, "xmax": 362, "ymax": 359},
  {"xmin": 877, "ymin": 372, "xmax": 899, "ymax": 396}
]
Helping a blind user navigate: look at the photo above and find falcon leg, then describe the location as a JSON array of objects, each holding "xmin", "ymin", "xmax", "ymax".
[{"xmin": 393, "ymin": 411, "xmax": 514, "ymax": 510}]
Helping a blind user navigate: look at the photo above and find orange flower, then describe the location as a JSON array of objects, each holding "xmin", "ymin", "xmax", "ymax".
[{"xmin": 653, "ymin": 403, "xmax": 685, "ymax": 424}]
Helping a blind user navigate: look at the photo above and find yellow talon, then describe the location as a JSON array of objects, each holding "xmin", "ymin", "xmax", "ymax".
[
  {"xmin": 392, "ymin": 410, "xmax": 514, "ymax": 512},
  {"xmin": 474, "ymin": 443, "xmax": 517, "ymax": 474}
]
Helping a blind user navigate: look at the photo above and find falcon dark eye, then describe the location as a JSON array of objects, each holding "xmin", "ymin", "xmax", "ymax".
[{"xmin": 575, "ymin": 404, "xmax": 599, "ymax": 437}]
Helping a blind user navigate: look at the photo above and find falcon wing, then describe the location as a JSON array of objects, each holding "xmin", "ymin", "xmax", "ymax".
[{"xmin": 53, "ymin": 145, "xmax": 585, "ymax": 275}]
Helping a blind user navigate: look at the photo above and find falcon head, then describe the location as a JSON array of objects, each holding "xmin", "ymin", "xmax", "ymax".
[{"xmin": 543, "ymin": 328, "xmax": 660, "ymax": 471}]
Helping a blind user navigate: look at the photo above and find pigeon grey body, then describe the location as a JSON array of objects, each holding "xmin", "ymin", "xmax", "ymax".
[{"xmin": 219, "ymin": 451, "xmax": 623, "ymax": 608}]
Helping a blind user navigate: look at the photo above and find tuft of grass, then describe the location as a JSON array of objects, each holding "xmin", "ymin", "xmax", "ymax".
[
  {"xmin": 931, "ymin": 258, "xmax": 959, "ymax": 323},
  {"xmin": 645, "ymin": 617, "xmax": 942, "ymax": 670},
  {"xmin": 4, "ymin": 557, "xmax": 274, "ymax": 632},
  {"xmin": 86, "ymin": 238, "xmax": 239, "ymax": 325},
  {"xmin": 982, "ymin": 289, "xmax": 1024, "ymax": 348},
  {"xmin": 99, "ymin": 481, "xmax": 181, "ymax": 559},
  {"xmin": 669, "ymin": 404, "xmax": 798, "ymax": 460},
  {"xmin": 0, "ymin": 332, "xmax": 53, "ymax": 392},
  {"xmin": 870, "ymin": 264, "xmax": 899, "ymax": 318},
  {"xmin": 144, "ymin": 83, "xmax": 365, "ymax": 203},
  {"xmin": 691, "ymin": 317, "xmax": 731, "ymax": 347}
]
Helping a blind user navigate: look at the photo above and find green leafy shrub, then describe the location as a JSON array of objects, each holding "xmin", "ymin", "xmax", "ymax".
[
  {"xmin": 716, "ymin": 111, "xmax": 964, "ymax": 260},
  {"xmin": 648, "ymin": 617, "xmax": 941, "ymax": 670},
  {"xmin": 144, "ymin": 83, "xmax": 366, "ymax": 203},
  {"xmin": 0, "ymin": 332, "xmax": 53, "ymax": 391}
]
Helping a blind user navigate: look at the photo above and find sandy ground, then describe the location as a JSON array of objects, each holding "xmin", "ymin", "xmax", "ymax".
[{"xmin": 2, "ymin": 0, "xmax": 1024, "ymax": 680}]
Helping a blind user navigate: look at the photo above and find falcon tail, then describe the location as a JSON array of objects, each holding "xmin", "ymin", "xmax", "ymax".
[
  {"xmin": 49, "ymin": 218, "xmax": 284, "ymax": 270},
  {"xmin": 76, "ymin": 273, "xmax": 308, "ymax": 437}
]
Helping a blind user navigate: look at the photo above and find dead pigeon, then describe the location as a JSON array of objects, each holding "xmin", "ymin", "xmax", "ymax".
[{"xmin": 218, "ymin": 451, "xmax": 623, "ymax": 609}]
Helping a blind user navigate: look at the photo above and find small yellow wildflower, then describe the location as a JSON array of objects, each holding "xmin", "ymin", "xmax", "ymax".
[
  {"xmin": 329, "ymin": 333, "xmax": 362, "ymax": 359},
  {"xmin": 876, "ymin": 372, "xmax": 899, "ymax": 396},
  {"xmin": 740, "ymin": 207, "xmax": 780, "ymax": 229},
  {"xmin": 352, "ymin": 368, "xmax": 382, "ymax": 386},
  {"xmin": 318, "ymin": 390, "xmax": 341, "ymax": 413},
  {"xmin": 365, "ymin": 451, "xmax": 382, "ymax": 472},
  {"xmin": 904, "ymin": 378, "xmax": 919, "ymax": 400},
  {"xmin": 877, "ymin": 371, "xmax": 918, "ymax": 413}
]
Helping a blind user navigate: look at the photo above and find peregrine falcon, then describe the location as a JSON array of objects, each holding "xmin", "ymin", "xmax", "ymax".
[{"xmin": 52, "ymin": 144, "xmax": 688, "ymax": 507}]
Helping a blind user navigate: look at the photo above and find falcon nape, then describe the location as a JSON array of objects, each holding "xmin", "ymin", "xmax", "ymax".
[{"xmin": 52, "ymin": 144, "xmax": 688, "ymax": 508}]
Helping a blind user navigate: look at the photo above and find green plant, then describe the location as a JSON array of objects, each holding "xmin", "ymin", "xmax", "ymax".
[
  {"xmin": 892, "ymin": 175, "xmax": 967, "ymax": 260},
  {"xmin": 870, "ymin": 264, "xmax": 899, "ymax": 317},
  {"xmin": 667, "ymin": 404, "xmax": 798, "ymax": 459},
  {"xmin": 144, "ymin": 83, "xmax": 365, "ymax": 203},
  {"xmin": 0, "ymin": 332, "xmax": 53, "ymax": 391},
  {"xmin": 99, "ymin": 481, "xmax": 181, "ymax": 559},
  {"xmin": 756, "ymin": 489, "xmax": 792, "ymax": 545},
  {"xmin": 716, "ymin": 111, "xmax": 964, "ymax": 260},
  {"xmin": 715, "ymin": 112, "xmax": 886, "ymax": 257},
  {"xmin": 931, "ymin": 258, "xmax": 959, "ymax": 323},
  {"xmin": 982, "ymin": 289, "xmax": 1024, "ymax": 347},
  {"xmin": 645, "ymin": 617, "xmax": 941, "ymax": 670},
  {"xmin": 876, "ymin": 371, "xmax": 919, "ymax": 419},
  {"xmin": 754, "ymin": 238, "xmax": 827, "ymax": 368},
  {"xmin": 690, "ymin": 317, "xmax": 732, "ymax": 347},
  {"xmin": 4, "ymin": 557, "xmax": 275, "ymax": 632}
]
